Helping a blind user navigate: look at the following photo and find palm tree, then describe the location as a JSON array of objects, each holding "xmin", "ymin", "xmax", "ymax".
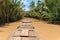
[
  {"xmin": 0, "ymin": 0, "xmax": 24, "ymax": 25},
  {"xmin": 45, "ymin": 0, "xmax": 60, "ymax": 23}
]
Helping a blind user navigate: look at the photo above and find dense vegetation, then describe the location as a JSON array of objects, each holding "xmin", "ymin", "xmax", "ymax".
[
  {"xmin": 25, "ymin": 0, "xmax": 60, "ymax": 24},
  {"xmin": 0, "ymin": 0, "xmax": 24, "ymax": 25},
  {"xmin": 0, "ymin": 0, "xmax": 60, "ymax": 25}
]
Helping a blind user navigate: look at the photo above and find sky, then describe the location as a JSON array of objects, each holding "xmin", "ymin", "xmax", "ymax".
[{"xmin": 22, "ymin": 0, "xmax": 43, "ymax": 11}]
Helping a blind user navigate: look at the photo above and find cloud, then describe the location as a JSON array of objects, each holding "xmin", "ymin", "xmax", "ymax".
[
  {"xmin": 25, "ymin": 7, "xmax": 29, "ymax": 11},
  {"xmin": 21, "ymin": 0, "xmax": 29, "ymax": 11},
  {"xmin": 22, "ymin": 0, "xmax": 28, "ymax": 5},
  {"xmin": 22, "ymin": 6, "xmax": 29, "ymax": 11}
]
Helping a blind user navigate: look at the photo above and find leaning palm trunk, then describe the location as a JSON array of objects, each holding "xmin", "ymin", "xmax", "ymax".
[{"xmin": 0, "ymin": 1, "xmax": 6, "ymax": 24}]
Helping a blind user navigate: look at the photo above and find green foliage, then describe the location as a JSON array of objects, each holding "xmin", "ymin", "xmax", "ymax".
[
  {"xmin": 29, "ymin": 0, "xmax": 35, "ymax": 11},
  {"xmin": 45, "ymin": 0, "xmax": 60, "ymax": 23},
  {"xmin": 0, "ymin": 0, "xmax": 60, "ymax": 25},
  {"xmin": 0, "ymin": 0, "xmax": 24, "ymax": 25},
  {"xmin": 26, "ymin": 0, "xmax": 60, "ymax": 24},
  {"xmin": 28, "ymin": 0, "xmax": 42, "ymax": 19}
]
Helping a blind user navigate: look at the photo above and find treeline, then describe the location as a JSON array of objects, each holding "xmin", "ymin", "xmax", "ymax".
[
  {"xmin": 0, "ymin": 0, "xmax": 60, "ymax": 25},
  {"xmin": 25, "ymin": 0, "xmax": 60, "ymax": 24},
  {"xmin": 0, "ymin": 0, "xmax": 24, "ymax": 25}
]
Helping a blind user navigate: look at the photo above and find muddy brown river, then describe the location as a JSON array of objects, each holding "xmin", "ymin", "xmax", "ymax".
[{"xmin": 0, "ymin": 18, "xmax": 60, "ymax": 40}]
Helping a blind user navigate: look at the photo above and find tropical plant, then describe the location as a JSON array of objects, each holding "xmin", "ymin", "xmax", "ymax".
[
  {"xmin": 0, "ymin": 0, "xmax": 24, "ymax": 25},
  {"xmin": 45, "ymin": 0, "xmax": 60, "ymax": 23}
]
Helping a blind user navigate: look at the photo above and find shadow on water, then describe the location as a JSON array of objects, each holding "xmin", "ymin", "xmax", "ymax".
[{"xmin": 0, "ymin": 23, "xmax": 10, "ymax": 27}]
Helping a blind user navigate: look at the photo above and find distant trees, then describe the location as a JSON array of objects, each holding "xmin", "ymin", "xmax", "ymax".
[
  {"xmin": 27, "ymin": 0, "xmax": 44, "ymax": 19},
  {"xmin": 28, "ymin": 0, "xmax": 37, "ymax": 18},
  {"xmin": 45, "ymin": 0, "xmax": 60, "ymax": 23},
  {"xmin": 26, "ymin": 0, "xmax": 60, "ymax": 24},
  {"xmin": 27, "ymin": 0, "xmax": 41, "ymax": 19},
  {"xmin": 0, "ymin": 0, "xmax": 60, "ymax": 25},
  {"xmin": 30, "ymin": 0, "xmax": 35, "ymax": 11}
]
